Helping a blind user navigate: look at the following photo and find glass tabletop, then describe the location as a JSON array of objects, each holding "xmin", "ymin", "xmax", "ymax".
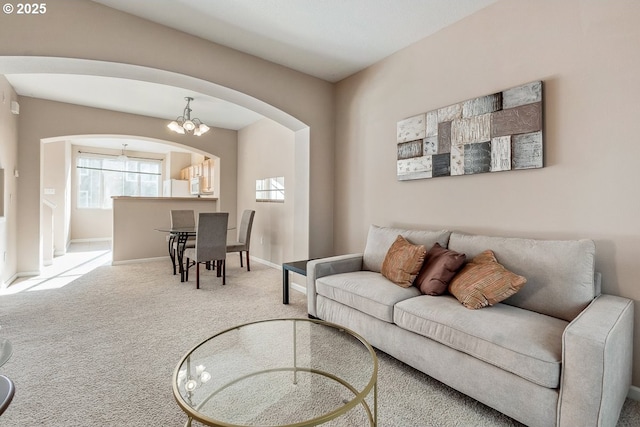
[
  {"xmin": 155, "ymin": 227, "xmax": 196, "ymax": 234},
  {"xmin": 172, "ymin": 318, "xmax": 378, "ymax": 427},
  {"xmin": 0, "ymin": 339, "xmax": 12, "ymax": 368},
  {"xmin": 155, "ymin": 226, "xmax": 235, "ymax": 234}
]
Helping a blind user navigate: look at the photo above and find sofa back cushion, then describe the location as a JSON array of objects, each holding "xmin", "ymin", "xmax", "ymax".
[
  {"xmin": 448, "ymin": 232, "xmax": 597, "ymax": 321},
  {"xmin": 448, "ymin": 250, "xmax": 527, "ymax": 309},
  {"xmin": 363, "ymin": 225, "xmax": 451, "ymax": 273}
]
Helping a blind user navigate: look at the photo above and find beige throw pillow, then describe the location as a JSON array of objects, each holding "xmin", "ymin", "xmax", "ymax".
[
  {"xmin": 381, "ymin": 235, "xmax": 427, "ymax": 288},
  {"xmin": 449, "ymin": 250, "xmax": 526, "ymax": 309}
]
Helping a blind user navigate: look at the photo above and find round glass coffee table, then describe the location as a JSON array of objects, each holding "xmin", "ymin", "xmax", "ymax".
[{"xmin": 172, "ymin": 318, "xmax": 378, "ymax": 426}]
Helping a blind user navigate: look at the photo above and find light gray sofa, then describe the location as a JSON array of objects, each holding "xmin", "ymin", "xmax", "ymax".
[{"xmin": 307, "ymin": 225, "xmax": 634, "ymax": 427}]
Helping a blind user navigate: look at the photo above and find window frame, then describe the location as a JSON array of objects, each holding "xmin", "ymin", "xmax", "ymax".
[
  {"xmin": 76, "ymin": 154, "xmax": 162, "ymax": 209},
  {"xmin": 255, "ymin": 176, "xmax": 285, "ymax": 203}
]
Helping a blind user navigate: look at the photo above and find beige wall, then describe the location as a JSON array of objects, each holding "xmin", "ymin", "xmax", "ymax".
[
  {"xmin": 334, "ymin": 0, "xmax": 640, "ymax": 385},
  {"xmin": 0, "ymin": 76, "xmax": 18, "ymax": 285},
  {"xmin": 17, "ymin": 97, "xmax": 238, "ymax": 271},
  {"xmin": 238, "ymin": 118, "xmax": 296, "ymax": 265},
  {"xmin": 0, "ymin": 0, "xmax": 335, "ymax": 270},
  {"xmin": 166, "ymin": 152, "xmax": 192, "ymax": 180}
]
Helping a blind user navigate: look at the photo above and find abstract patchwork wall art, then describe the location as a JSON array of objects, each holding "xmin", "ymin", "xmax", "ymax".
[{"xmin": 396, "ymin": 81, "xmax": 543, "ymax": 181}]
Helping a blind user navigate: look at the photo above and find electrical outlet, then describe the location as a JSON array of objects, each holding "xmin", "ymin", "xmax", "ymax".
[{"xmin": 260, "ymin": 237, "xmax": 264, "ymax": 244}]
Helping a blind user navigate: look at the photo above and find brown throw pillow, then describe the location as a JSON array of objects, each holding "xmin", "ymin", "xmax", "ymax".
[
  {"xmin": 415, "ymin": 243, "xmax": 466, "ymax": 295},
  {"xmin": 448, "ymin": 250, "xmax": 526, "ymax": 309},
  {"xmin": 381, "ymin": 235, "xmax": 427, "ymax": 288}
]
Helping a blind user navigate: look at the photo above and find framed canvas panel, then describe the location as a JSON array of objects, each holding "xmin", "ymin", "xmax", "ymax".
[{"xmin": 396, "ymin": 81, "xmax": 543, "ymax": 181}]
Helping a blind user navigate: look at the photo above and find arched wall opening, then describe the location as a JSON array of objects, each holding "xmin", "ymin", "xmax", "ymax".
[
  {"xmin": 41, "ymin": 133, "xmax": 220, "ymax": 264},
  {"xmin": 10, "ymin": 57, "xmax": 311, "ymax": 273}
]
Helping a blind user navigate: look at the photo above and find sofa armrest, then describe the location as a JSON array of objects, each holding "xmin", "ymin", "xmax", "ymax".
[
  {"xmin": 558, "ymin": 294, "xmax": 634, "ymax": 427},
  {"xmin": 306, "ymin": 254, "xmax": 364, "ymax": 317}
]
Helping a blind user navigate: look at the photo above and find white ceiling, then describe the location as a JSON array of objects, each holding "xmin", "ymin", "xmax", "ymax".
[
  {"xmin": 90, "ymin": 0, "xmax": 496, "ymax": 82},
  {"xmin": 6, "ymin": 73, "xmax": 265, "ymax": 130},
  {"xmin": 3, "ymin": 0, "xmax": 496, "ymax": 151}
]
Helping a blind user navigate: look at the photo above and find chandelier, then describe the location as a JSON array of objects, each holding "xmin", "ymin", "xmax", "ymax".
[
  {"xmin": 167, "ymin": 97, "xmax": 210, "ymax": 136},
  {"xmin": 117, "ymin": 143, "xmax": 128, "ymax": 161}
]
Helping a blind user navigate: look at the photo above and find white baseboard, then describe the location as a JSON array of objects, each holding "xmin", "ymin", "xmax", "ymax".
[
  {"xmin": 290, "ymin": 282, "xmax": 306, "ymax": 295},
  {"xmin": 628, "ymin": 385, "xmax": 640, "ymax": 401},
  {"xmin": 249, "ymin": 256, "xmax": 306, "ymax": 295},
  {"xmin": 249, "ymin": 256, "xmax": 280, "ymax": 270},
  {"xmin": 2, "ymin": 272, "xmax": 21, "ymax": 288},
  {"xmin": 70, "ymin": 238, "xmax": 112, "ymax": 243},
  {"xmin": 111, "ymin": 256, "xmax": 165, "ymax": 266},
  {"xmin": 4, "ymin": 271, "xmax": 41, "ymax": 288}
]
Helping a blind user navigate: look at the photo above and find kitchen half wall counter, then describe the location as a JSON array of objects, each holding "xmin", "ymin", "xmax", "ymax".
[{"xmin": 112, "ymin": 196, "xmax": 218, "ymax": 263}]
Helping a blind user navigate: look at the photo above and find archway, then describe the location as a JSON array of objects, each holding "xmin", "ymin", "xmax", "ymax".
[
  {"xmin": 41, "ymin": 133, "xmax": 218, "ymax": 263},
  {"xmin": 6, "ymin": 57, "xmax": 310, "ymax": 272}
]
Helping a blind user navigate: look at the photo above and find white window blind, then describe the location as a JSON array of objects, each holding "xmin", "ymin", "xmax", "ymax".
[{"xmin": 76, "ymin": 155, "xmax": 162, "ymax": 209}]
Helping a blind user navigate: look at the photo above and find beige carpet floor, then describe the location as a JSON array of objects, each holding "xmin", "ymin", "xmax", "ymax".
[{"xmin": 0, "ymin": 255, "xmax": 639, "ymax": 426}]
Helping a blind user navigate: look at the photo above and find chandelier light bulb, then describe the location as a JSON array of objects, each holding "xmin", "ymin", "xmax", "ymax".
[
  {"xmin": 118, "ymin": 143, "xmax": 129, "ymax": 161},
  {"xmin": 167, "ymin": 121, "xmax": 184, "ymax": 134},
  {"xmin": 183, "ymin": 120, "xmax": 195, "ymax": 131}
]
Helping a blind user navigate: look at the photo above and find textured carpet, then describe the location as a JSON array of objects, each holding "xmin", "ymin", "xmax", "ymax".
[{"xmin": 0, "ymin": 255, "xmax": 639, "ymax": 426}]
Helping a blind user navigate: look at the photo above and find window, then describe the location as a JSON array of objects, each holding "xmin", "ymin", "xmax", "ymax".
[
  {"xmin": 256, "ymin": 176, "xmax": 285, "ymax": 202},
  {"xmin": 76, "ymin": 155, "xmax": 162, "ymax": 209}
]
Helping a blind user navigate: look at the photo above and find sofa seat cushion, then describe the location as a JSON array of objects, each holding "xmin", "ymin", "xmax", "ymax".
[
  {"xmin": 394, "ymin": 295, "xmax": 568, "ymax": 388},
  {"xmin": 316, "ymin": 271, "xmax": 421, "ymax": 323}
]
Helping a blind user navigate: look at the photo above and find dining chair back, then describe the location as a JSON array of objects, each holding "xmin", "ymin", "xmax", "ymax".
[
  {"xmin": 184, "ymin": 212, "xmax": 229, "ymax": 288},
  {"xmin": 227, "ymin": 210, "xmax": 255, "ymax": 271},
  {"xmin": 170, "ymin": 210, "xmax": 195, "ymax": 228}
]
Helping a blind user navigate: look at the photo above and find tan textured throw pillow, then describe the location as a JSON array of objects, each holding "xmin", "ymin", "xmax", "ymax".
[
  {"xmin": 415, "ymin": 243, "xmax": 466, "ymax": 295},
  {"xmin": 381, "ymin": 235, "xmax": 427, "ymax": 288},
  {"xmin": 449, "ymin": 250, "xmax": 526, "ymax": 309}
]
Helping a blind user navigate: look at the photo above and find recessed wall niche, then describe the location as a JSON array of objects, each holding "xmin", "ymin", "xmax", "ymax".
[{"xmin": 396, "ymin": 81, "xmax": 543, "ymax": 181}]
